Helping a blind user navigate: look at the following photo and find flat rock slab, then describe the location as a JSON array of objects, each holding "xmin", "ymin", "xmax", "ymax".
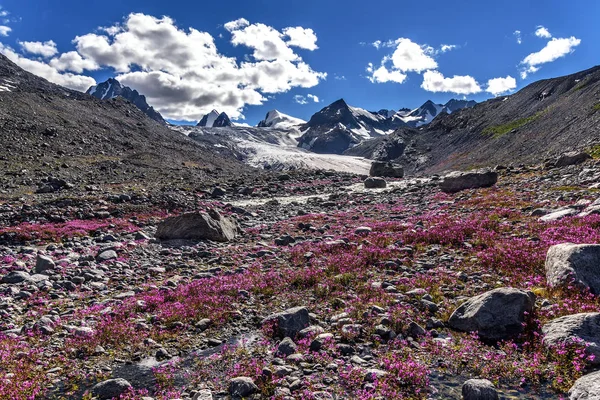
[
  {"xmin": 439, "ymin": 170, "xmax": 498, "ymax": 193},
  {"xmin": 546, "ymin": 243, "xmax": 600, "ymax": 294},
  {"xmin": 542, "ymin": 313, "xmax": 600, "ymax": 365}
]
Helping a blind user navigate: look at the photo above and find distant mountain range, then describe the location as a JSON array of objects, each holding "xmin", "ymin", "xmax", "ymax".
[
  {"xmin": 196, "ymin": 110, "xmax": 233, "ymax": 127},
  {"xmin": 86, "ymin": 78, "xmax": 165, "ymax": 124}
]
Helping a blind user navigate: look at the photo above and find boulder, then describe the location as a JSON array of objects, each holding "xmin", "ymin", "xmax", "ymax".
[
  {"xmin": 35, "ymin": 255, "xmax": 55, "ymax": 273},
  {"xmin": 569, "ymin": 370, "xmax": 600, "ymax": 399},
  {"xmin": 276, "ymin": 337, "xmax": 297, "ymax": 357},
  {"xmin": 364, "ymin": 177, "xmax": 387, "ymax": 189},
  {"xmin": 229, "ymin": 377, "xmax": 258, "ymax": 398},
  {"xmin": 1, "ymin": 271, "xmax": 31, "ymax": 284},
  {"xmin": 155, "ymin": 210, "xmax": 241, "ymax": 242},
  {"xmin": 91, "ymin": 378, "xmax": 132, "ymax": 399},
  {"xmin": 263, "ymin": 306, "xmax": 310, "ymax": 339},
  {"xmin": 545, "ymin": 243, "xmax": 600, "ymax": 294},
  {"xmin": 542, "ymin": 313, "xmax": 600, "ymax": 365},
  {"xmin": 369, "ymin": 161, "xmax": 404, "ymax": 178},
  {"xmin": 439, "ymin": 170, "xmax": 498, "ymax": 193},
  {"xmin": 462, "ymin": 379, "xmax": 499, "ymax": 400},
  {"xmin": 553, "ymin": 151, "xmax": 592, "ymax": 168},
  {"xmin": 448, "ymin": 287, "xmax": 535, "ymax": 341}
]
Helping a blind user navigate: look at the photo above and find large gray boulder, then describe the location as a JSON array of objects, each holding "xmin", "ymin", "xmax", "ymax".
[
  {"xmin": 369, "ymin": 161, "xmax": 404, "ymax": 178},
  {"xmin": 439, "ymin": 170, "xmax": 498, "ymax": 193},
  {"xmin": 155, "ymin": 210, "xmax": 241, "ymax": 242},
  {"xmin": 91, "ymin": 378, "xmax": 132, "ymax": 399},
  {"xmin": 448, "ymin": 287, "xmax": 535, "ymax": 341},
  {"xmin": 545, "ymin": 243, "xmax": 600, "ymax": 294},
  {"xmin": 262, "ymin": 306, "xmax": 310, "ymax": 339},
  {"xmin": 35, "ymin": 255, "xmax": 55, "ymax": 273},
  {"xmin": 462, "ymin": 379, "xmax": 499, "ymax": 400},
  {"xmin": 569, "ymin": 370, "xmax": 600, "ymax": 399},
  {"xmin": 542, "ymin": 313, "xmax": 600, "ymax": 365}
]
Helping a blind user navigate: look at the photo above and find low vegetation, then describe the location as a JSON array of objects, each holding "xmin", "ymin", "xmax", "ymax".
[{"xmin": 482, "ymin": 109, "xmax": 547, "ymax": 138}]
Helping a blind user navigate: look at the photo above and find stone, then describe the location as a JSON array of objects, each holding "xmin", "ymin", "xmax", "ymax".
[
  {"xmin": 192, "ymin": 389, "xmax": 213, "ymax": 400},
  {"xmin": 542, "ymin": 313, "xmax": 600, "ymax": 365},
  {"xmin": 229, "ymin": 377, "xmax": 258, "ymax": 398},
  {"xmin": 310, "ymin": 333, "xmax": 334, "ymax": 351},
  {"xmin": 1, "ymin": 271, "xmax": 31, "ymax": 284},
  {"xmin": 539, "ymin": 207, "xmax": 578, "ymax": 222},
  {"xmin": 462, "ymin": 379, "xmax": 499, "ymax": 400},
  {"xmin": 364, "ymin": 177, "xmax": 387, "ymax": 189},
  {"xmin": 545, "ymin": 243, "xmax": 600, "ymax": 294},
  {"xmin": 91, "ymin": 378, "xmax": 132, "ymax": 399},
  {"xmin": 439, "ymin": 170, "xmax": 498, "ymax": 193},
  {"xmin": 263, "ymin": 306, "xmax": 310, "ymax": 339},
  {"xmin": 554, "ymin": 151, "xmax": 592, "ymax": 168},
  {"xmin": 448, "ymin": 287, "xmax": 535, "ymax": 341},
  {"xmin": 354, "ymin": 226, "xmax": 372, "ymax": 235},
  {"xmin": 363, "ymin": 368, "xmax": 388, "ymax": 382},
  {"xmin": 35, "ymin": 255, "xmax": 55, "ymax": 273},
  {"xmin": 96, "ymin": 250, "xmax": 117, "ymax": 261},
  {"xmin": 369, "ymin": 161, "xmax": 404, "ymax": 178},
  {"xmin": 568, "ymin": 370, "xmax": 600, "ymax": 399},
  {"xmin": 155, "ymin": 210, "xmax": 241, "ymax": 242},
  {"xmin": 276, "ymin": 337, "xmax": 297, "ymax": 357}
]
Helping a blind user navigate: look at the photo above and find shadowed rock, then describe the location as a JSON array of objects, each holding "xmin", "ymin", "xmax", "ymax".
[
  {"xmin": 91, "ymin": 378, "xmax": 132, "ymax": 400},
  {"xmin": 448, "ymin": 287, "xmax": 535, "ymax": 341},
  {"xmin": 545, "ymin": 243, "xmax": 600, "ymax": 294},
  {"xmin": 439, "ymin": 170, "xmax": 498, "ymax": 193},
  {"xmin": 263, "ymin": 306, "xmax": 310, "ymax": 339},
  {"xmin": 462, "ymin": 379, "xmax": 499, "ymax": 400},
  {"xmin": 542, "ymin": 313, "xmax": 600, "ymax": 365},
  {"xmin": 155, "ymin": 210, "xmax": 241, "ymax": 242},
  {"xmin": 369, "ymin": 161, "xmax": 404, "ymax": 178}
]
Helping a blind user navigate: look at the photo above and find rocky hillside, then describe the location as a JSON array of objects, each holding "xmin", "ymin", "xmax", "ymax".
[
  {"xmin": 350, "ymin": 65, "xmax": 600, "ymax": 174},
  {"xmin": 0, "ymin": 54, "xmax": 250, "ymax": 195},
  {"xmin": 87, "ymin": 78, "xmax": 165, "ymax": 124}
]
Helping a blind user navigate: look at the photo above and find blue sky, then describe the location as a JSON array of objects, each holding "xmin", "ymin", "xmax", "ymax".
[{"xmin": 0, "ymin": 0, "xmax": 597, "ymax": 125}]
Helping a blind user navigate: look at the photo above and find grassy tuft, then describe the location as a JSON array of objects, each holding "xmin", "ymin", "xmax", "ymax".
[
  {"xmin": 482, "ymin": 109, "xmax": 547, "ymax": 138},
  {"xmin": 589, "ymin": 144, "xmax": 600, "ymax": 159}
]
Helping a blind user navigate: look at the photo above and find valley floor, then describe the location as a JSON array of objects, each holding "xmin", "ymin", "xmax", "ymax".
[{"xmin": 1, "ymin": 160, "xmax": 600, "ymax": 399}]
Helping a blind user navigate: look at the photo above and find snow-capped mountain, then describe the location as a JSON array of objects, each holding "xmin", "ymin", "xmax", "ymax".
[
  {"xmin": 393, "ymin": 99, "xmax": 476, "ymax": 127},
  {"xmin": 197, "ymin": 110, "xmax": 233, "ymax": 127},
  {"xmin": 86, "ymin": 78, "xmax": 165, "ymax": 124},
  {"xmin": 297, "ymin": 99, "xmax": 406, "ymax": 154},
  {"xmin": 257, "ymin": 110, "xmax": 306, "ymax": 129},
  {"xmin": 375, "ymin": 109, "xmax": 397, "ymax": 119}
]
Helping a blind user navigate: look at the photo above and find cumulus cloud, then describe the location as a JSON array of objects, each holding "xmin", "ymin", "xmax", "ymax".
[
  {"xmin": 421, "ymin": 70, "xmax": 482, "ymax": 94},
  {"xmin": 0, "ymin": 43, "xmax": 96, "ymax": 91},
  {"xmin": 283, "ymin": 27, "xmax": 318, "ymax": 50},
  {"xmin": 366, "ymin": 38, "xmax": 437, "ymax": 84},
  {"xmin": 19, "ymin": 40, "xmax": 58, "ymax": 57},
  {"xmin": 307, "ymin": 93, "xmax": 319, "ymax": 102},
  {"xmin": 514, "ymin": 30, "xmax": 522, "ymax": 44},
  {"xmin": 486, "ymin": 75, "xmax": 517, "ymax": 95},
  {"xmin": 520, "ymin": 36, "xmax": 581, "ymax": 78},
  {"xmin": 366, "ymin": 62, "xmax": 406, "ymax": 84},
  {"xmin": 3, "ymin": 13, "xmax": 326, "ymax": 121},
  {"xmin": 535, "ymin": 26, "xmax": 552, "ymax": 39},
  {"xmin": 0, "ymin": 25, "xmax": 10, "ymax": 36}
]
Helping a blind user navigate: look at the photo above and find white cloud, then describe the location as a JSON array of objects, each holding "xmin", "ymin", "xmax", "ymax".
[
  {"xmin": 224, "ymin": 18, "xmax": 249, "ymax": 32},
  {"xmin": 334, "ymin": 74, "xmax": 346, "ymax": 80},
  {"xmin": 5, "ymin": 13, "xmax": 325, "ymax": 121},
  {"xmin": 283, "ymin": 26, "xmax": 318, "ymax": 50},
  {"xmin": 514, "ymin": 30, "xmax": 522, "ymax": 44},
  {"xmin": 535, "ymin": 26, "xmax": 552, "ymax": 39},
  {"xmin": 440, "ymin": 44, "xmax": 457, "ymax": 53},
  {"xmin": 294, "ymin": 94, "xmax": 308, "ymax": 105},
  {"xmin": 0, "ymin": 26, "xmax": 10, "ymax": 36},
  {"xmin": 389, "ymin": 38, "xmax": 438, "ymax": 73},
  {"xmin": 0, "ymin": 43, "xmax": 96, "ymax": 91},
  {"xmin": 486, "ymin": 75, "xmax": 517, "ymax": 96},
  {"xmin": 366, "ymin": 62, "xmax": 407, "ymax": 84},
  {"xmin": 520, "ymin": 36, "xmax": 581, "ymax": 77},
  {"xmin": 49, "ymin": 51, "xmax": 99, "ymax": 73},
  {"xmin": 307, "ymin": 93, "xmax": 319, "ymax": 102},
  {"xmin": 19, "ymin": 40, "xmax": 58, "ymax": 57},
  {"xmin": 421, "ymin": 70, "xmax": 482, "ymax": 94}
]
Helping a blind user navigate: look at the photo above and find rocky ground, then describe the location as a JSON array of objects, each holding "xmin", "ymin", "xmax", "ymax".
[{"xmin": 2, "ymin": 157, "xmax": 600, "ymax": 400}]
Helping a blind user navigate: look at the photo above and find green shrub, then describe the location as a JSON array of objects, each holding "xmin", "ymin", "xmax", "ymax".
[{"xmin": 482, "ymin": 109, "xmax": 547, "ymax": 138}]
